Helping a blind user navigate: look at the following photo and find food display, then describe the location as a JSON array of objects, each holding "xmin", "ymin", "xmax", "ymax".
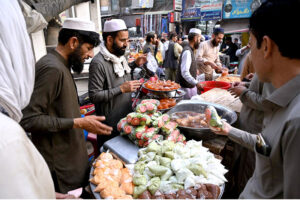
[
  {"xmin": 157, "ymin": 98, "xmax": 176, "ymax": 110},
  {"xmin": 144, "ymin": 79, "xmax": 180, "ymax": 91},
  {"xmin": 216, "ymin": 75, "xmax": 241, "ymax": 83},
  {"xmin": 90, "ymin": 152, "xmax": 134, "ymax": 199},
  {"xmin": 118, "ymin": 101, "xmax": 186, "ymax": 147},
  {"xmin": 170, "ymin": 111, "xmax": 208, "ymax": 128},
  {"xmin": 130, "ymin": 140, "xmax": 227, "ymax": 198}
]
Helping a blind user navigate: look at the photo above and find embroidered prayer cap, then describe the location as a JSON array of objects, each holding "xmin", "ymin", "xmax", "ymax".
[
  {"xmin": 103, "ymin": 19, "xmax": 127, "ymax": 32},
  {"xmin": 62, "ymin": 18, "xmax": 96, "ymax": 32}
]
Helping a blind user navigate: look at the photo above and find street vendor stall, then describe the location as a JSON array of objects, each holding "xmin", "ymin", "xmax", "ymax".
[{"xmin": 88, "ymin": 76, "xmax": 239, "ymax": 198}]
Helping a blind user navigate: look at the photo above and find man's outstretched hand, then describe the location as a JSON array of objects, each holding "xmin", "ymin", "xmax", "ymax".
[{"xmin": 74, "ymin": 115, "xmax": 113, "ymax": 135}]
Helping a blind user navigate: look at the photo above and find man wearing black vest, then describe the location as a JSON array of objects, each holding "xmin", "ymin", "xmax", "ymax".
[
  {"xmin": 176, "ymin": 28, "xmax": 203, "ymax": 99},
  {"xmin": 164, "ymin": 32, "xmax": 179, "ymax": 81}
]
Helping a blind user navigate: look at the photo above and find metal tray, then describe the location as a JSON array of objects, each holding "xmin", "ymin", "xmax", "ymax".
[
  {"xmin": 142, "ymin": 83, "xmax": 179, "ymax": 93},
  {"xmin": 144, "ymin": 88, "xmax": 186, "ymax": 99},
  {"xmin": 167, "ymin": 101, "xmax": 237, "ymax": 141},
  {"xmin": 102, "ymin": 136, "xmax": 139, "ymax": 164},
  {"xmin": 90, "ymin": 168, "xmax": 224, "ymax": 200}
]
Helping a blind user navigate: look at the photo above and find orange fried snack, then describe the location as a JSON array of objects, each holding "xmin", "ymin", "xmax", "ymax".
[
  {"xmin": 120, "ymin": 182, "xmax": 134, "ymax": 195},
  {"xmin": 108, "ymin": 159, "xmax": 123, "ymax": 169},
  {"xmin": 94, "ymin": 177, "xmax": 119, "ymax": 193},
  {"xmin": 99, "ymin": 152, "xmax": 113, "ymax": 162},
  {"xmin": 93, "ymin": 166, "xmax": 110, "ymax": 176},
  {"xmin": 118, "ymin": 195, "xmax": 133, "ymax": 199},
  {"xmin": 120, "ymin": 169, "xmax": 132, "ymax": 183},
  {"xmin": 100, "ymin": 186, "xmax": 126, "ymax": 199},
  {"xmin": 109, "ymin": 168, "xmax": 122, "ymax": 183},
  {"xmin": 93, "ymin": 159, "xmax": 109, "ymax": 169}
]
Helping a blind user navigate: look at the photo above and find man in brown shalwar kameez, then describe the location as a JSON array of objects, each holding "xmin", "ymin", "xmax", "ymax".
[{"xmin": 21, "ymin": 18, "xmax": 113, "ymax": 194}]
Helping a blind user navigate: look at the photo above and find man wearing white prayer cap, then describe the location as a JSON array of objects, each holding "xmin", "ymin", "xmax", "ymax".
[
  {"xmin": 176, "ymin": 28, "xmax": 203, "ymax": 99},
  {"xmin": 21, "ymin": 18, "xmax": 113, "ymax": 194},
  {"xmin": 89, "ymin": 19, "xmax": 146, "ymax": 148},
  {"xmin": 196, "ymin": 28, "xmax": 225, "ymax": 80}
]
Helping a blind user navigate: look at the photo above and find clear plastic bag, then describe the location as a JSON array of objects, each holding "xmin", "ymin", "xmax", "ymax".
[{"xmin": 146, "ymin": 52, "xmax": 158, "ymax": 73}]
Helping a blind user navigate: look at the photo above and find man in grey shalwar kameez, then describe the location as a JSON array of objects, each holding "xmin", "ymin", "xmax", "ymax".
[{"xmin": 89, "ymin": 19, "xmax": 145, "ymax": 147}]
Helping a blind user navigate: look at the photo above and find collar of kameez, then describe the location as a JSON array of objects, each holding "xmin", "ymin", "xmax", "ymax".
[
  {"xmin": 52, "ymin": 49, "xmax": 69, "ymax": 68},
  {"xmin": 266, "ymin": 74, "xmax": 300, "ymax": 107}
]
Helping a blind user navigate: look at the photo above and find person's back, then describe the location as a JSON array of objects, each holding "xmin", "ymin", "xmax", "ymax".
[
  {"xmin": 0, "ymin": 113, "xmax": 55, "ymax": 198},
  {"xmin": 0, "ymin": 0, "xmax": 55, "ymax": 198}
]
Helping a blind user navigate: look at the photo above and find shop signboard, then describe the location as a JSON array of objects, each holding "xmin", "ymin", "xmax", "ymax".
[
  {"xmin": 223, "ymin": 0, "xmax": 261, "ymax": 19},
  {"xmin": 181, "ymin": 7, "xmax": 201, "ymax": 21},
  {"xmin": 173, "ymin": 0, "xmax": 182, "ymax": 11},
  {"xmin": 100, "ymin": 0, "xmax": 110, "ymax": 12},
  {"xmin": 182, "ymin": 0, "xmax": 222, "ymax": 21},
  {"xmin": 200, "ymin": 1, "xmax": 223, "ymax": 21},
  {"xmin": 131, "ymin": 0, "xmax": 154, "ymax": 9}
]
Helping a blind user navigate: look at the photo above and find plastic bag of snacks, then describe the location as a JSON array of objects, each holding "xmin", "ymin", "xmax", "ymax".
[
  {"xmin": 205, "ymin": 106, "xmax": 223, "ymax": 131},
  {"xmin": 136, "ymin": 102, "xmax": 157, "ymax": 114},
  {"xmin": 161, "ymin": 121, "xmax": 178, "ymax": 135},
  {"xmin": 140, "ymin": 99, "xmax": 160, "ymax": 107}
]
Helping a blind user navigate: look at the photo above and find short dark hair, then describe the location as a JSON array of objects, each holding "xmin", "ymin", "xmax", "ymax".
[
  {"xmin": 146, "ymin": 32, "xmax": 156, "ymax": 43},
  {"xmin": 250, "ymin": 0, "xmax": 300, "ymax": 59},
  {"xmin": 213, "ymin": 28, "xmax": 224, "ymax": 36},
  {"xmin": 225, "ymin": 36, "xmax": 232, "ymax": 42},
  {"xmin": 169, "ymin": 32, "xmax": 177, "ymax": 40},
  {"xmin": 58, "ymin": 28, "xmax": 100, "ymax": 47},
  {"xmin": 188, "ymin": 33, "xmax": 198, "ymax": 42}
]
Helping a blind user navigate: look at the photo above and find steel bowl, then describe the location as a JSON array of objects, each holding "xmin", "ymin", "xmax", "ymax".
[{"xmin": 167, "ymin": 101, "xmax": 237, "ymax": 141}]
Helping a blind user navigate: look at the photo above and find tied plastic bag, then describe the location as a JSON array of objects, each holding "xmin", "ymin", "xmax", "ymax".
[
  {"xmin": 146, "ymin": 52, "xmax": 158, "ymax": 73},
  {"xmin": 205, "ymin": 105, "xmax": 223, "ymax": 131}
]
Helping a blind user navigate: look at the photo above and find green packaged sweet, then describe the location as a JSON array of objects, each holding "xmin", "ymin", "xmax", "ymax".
[
  {"xmin": 133, "ymin": 174, "xmax": 147, "ymax": 185},
  {"xmin": 164, "ymin": 151, "xmax": 175, "ymax": 159},
  {"xmin": 146, "ymin": 141, "xmax": 161, "ymax": 153},
  {"xmin": 159, "ymin": 157, "xmax": 171, "ymax": 168},
  {"xmin": 154, "ymin": 155, "xmax": 162, "ymax": 165},
  {"xmin": 171, "ymin": 183, "xmax": 184, "ymax": 190},
  {"xmin": 134, "ymin": 162, "xmax": 146, "ymax": 174},
  {"xmin": 133, "ymin": 185, "xmax": 147, "ymax": 198},
  {"xmin": 188, "ymin": 163, "xmax": 208, "ymax": 178},
  {"xmin": 161, "ymin": 168, "xmax": 172, "ymax": 181},
  {"xmin": 148, "ymin": 165, "xmax": 168, "ymax": 176},
  {"xmin": 148, "ymin": 177, "xmax": 161, "ymax": 195},
  {"xmin": 161, "ymin": 140, "xmax": 175, "ymax": 154},
  {"xmin": 205, "ymin": 105, "xmax": 223, "ymax": 128}
]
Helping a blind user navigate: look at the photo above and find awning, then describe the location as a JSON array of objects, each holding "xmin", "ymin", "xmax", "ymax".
[
  {"xmin": 144, "ymin": 10, "xmax": 174, "ymax": 15},
  {"xmin": 220, "ymin": 18, "xmax": 249, "ymax": 34}
]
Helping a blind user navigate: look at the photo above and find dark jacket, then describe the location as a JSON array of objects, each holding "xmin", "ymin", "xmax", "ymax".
[
  {"xmin": 176, "ymin": 45, "xmax": 197, "ymax": 88},
  {"xmin": 224, "ymin": 43, "xmax": 239, "ymax": 62},
  {"xmin": 21, "ymin": 50, "xmax": 89, "ymax": 193},
  {"xmin": 163, "ymin": 41, "xmax": 178, "ymax": 69}
]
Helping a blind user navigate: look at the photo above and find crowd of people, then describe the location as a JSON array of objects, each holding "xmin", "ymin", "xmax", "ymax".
[{"xmin": 1, "ymin": 0, "xmax": 300, "ymax": 199}]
